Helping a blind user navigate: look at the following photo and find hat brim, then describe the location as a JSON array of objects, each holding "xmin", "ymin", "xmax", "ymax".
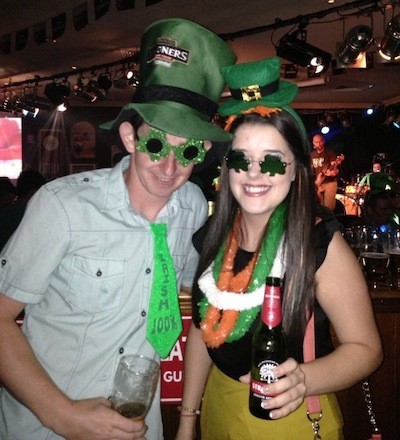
[
  {"xmin": 218, "ymin": 80, "xmax": 298, "ymax": 117},
  {"xmin": 100, "ymin": 102, "xmax": 233, "ymax": 142}
]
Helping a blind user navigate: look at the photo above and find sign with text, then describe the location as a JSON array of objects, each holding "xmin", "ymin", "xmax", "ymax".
[{"xmin": 160, "ymin": 315, "xmax": 191, "ymax": 404}]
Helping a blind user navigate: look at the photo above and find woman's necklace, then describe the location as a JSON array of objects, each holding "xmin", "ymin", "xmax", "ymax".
[{"xmin": 199, "ymin": 202, "xmax": 287, "ymax": 348}]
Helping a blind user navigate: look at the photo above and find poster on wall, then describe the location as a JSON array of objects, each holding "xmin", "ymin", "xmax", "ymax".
[
  {"xmin": 70, "ymin": 121, "xmax": 96, "ymax": 159},
  {"xmin": 39, "ymin": 129, "xmax": 63, "ymax": 181},
  {"xmin": 0, "ymin": 117, "xmax": 22, "ymax": 180}
]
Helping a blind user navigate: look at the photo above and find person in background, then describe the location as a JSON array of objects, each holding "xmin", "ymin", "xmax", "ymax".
[
  {"xmin": 0, "ymin": 18, "xmax": 236, "ymax": 440},
  {"xmin": 0, "ymin": 177, "xmax": 16, "ymax": 210},
  {"xmin": 311, "ymin": 133, "xmax": 343, "ymax": 211},
  {"xmin": 357, "ymin": 160, "xmax": 393, "ymax": 196},
  {"xmin": 0, "ymin": 169, "xmax": 47, "ymax": 251},
  {"xmin": 175, "ymin": 57, "xmax": 382, "ymax": 440},
  {"xmin": 361, "ymin": 190, "xmax": 397, "ymax": 231}
]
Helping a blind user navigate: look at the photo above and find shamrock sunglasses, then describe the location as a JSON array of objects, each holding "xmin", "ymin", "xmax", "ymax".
[
  {"xmin": 225, "ymin": 149, "xmax": 294, "ymax": 176},
  {"xmin": 137, "ymin": 128, "xmax": 206, "ymax": 167}
]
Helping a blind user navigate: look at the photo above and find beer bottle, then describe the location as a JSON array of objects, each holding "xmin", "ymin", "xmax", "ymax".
[{"xmin": 249, "ymin": 276, "xmax": 287, "ymax": 419}]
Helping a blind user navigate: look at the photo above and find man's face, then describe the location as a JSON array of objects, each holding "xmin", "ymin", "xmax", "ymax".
[
  {"xmin": 373, "ymin": 163, "xmax": 382, "ymax": 173},
  {"xmin": 313, "ymin": 135, "xmax": 325, "ymax": 154},
  {"xmin": 368, "ymin": 197, "xmax": 393, "ymax": 226},
  {"xmin": 130, "ymin": 123, "xmax": 199, "ymax": 202}
]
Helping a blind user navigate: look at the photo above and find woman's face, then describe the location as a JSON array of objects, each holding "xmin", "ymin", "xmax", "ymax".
[{"xmin": 229, "ymin": 122, "xmax": 296, "ymax": 222}]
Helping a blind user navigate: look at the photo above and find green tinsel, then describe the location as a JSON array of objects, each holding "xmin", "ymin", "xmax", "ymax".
[{"xmin": 199, "ymin": 202, "xmax": 287, "ymax": 343}]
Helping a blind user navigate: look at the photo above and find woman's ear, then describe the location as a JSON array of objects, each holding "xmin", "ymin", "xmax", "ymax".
[
  {"xmin": 204, "ymin": 140, "xmax": 212, "ymax": 151},
  {"xmin": 119, "ymin": 121, "xmax": 136, "ymax": 154}
]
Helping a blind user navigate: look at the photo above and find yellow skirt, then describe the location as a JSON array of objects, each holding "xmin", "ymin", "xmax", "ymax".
[{"xmin": 200, "ymin": 366, "xmax": 344, "ymax": 440}]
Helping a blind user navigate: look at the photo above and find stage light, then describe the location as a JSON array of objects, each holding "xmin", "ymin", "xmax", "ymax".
[
  {"xmin": 384, "ymin": 107, "xmax": 397, "ymax": 126},
  {"xmin": 379, "ymin": 14, "xmax": 400, "ymax": 61},
  {"xmin": 22, "ymin": 94, "xmax": 52, "ymax": 111},
  {"xmin": 44, "ymin": 82, "xmax": 70, "ymax": 106},
  {"xmin": 86, "ymin": 80, "xmax": 107, "ymax": 100},
  {"xmin": 97, "ymin": 72, "xmax": 112, "ymax": 90},
  {"xmin": 337, "ymin": 25, "xmax": 373, "ymax": 65},
  {"xmin": 1, "ymin": 96, "xmax": 18, "ymax": 113},
  {"xmin": 73, "ymin": 78, "xmax": 97, "ymax": 102},
  {"xmin": 276, "ymin": 33, "xmax": 331, "ymax": 74},
  {"xmin": 127, "ymin": 71, "xmax": 139, "ymax": 87},
  {"xmin": 57, "ymin": 100, "xmax": 68, "ymax": 112},
  {"xmin": 318, "ymin": 114, "xmax": 330, "ymax": 134}
]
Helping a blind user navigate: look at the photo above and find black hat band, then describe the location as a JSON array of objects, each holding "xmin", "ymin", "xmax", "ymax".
[
  {"xmin": 229, "ymin": 79, "xmax": 279, "ymax": 103},
  {"xmin": 133, "ymin": 85, "xmax": 217, "ymax": 120}
]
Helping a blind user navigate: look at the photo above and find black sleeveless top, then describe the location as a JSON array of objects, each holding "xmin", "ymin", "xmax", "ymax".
[{"xmin": 192, "ymin": 209, "xmax": 340, "ymax": 381}]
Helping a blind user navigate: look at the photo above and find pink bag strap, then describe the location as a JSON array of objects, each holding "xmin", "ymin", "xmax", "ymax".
[{"xmin": 303, "ymin": 313, "xmax": 322, "ymax": 414}]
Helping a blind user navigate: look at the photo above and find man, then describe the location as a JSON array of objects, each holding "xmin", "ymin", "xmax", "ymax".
[
  {"xmin": 0, "ymin": 18, "xmax": 236, "ymax": 440},
  {"xmin": 311, "ymin": 133, "xmax": 343, "ymax": 211},
  {"xmin": 361, "ymin": 190, "xmax": 396, "ymax": 230},
  {"xmin": 357, "ymin": 160, "xmax": 393, "ymax": 196}
]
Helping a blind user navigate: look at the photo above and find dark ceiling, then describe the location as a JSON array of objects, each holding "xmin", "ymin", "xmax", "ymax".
[{"xmin": 0, "ymin": 0, "xmax": 399, "ymax": 112}]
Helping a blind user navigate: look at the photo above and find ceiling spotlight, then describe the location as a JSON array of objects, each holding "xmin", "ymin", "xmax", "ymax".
[
  {"xmin": 22, "ymin": 94, "xmax": 52, "ymax": 112},
  {"xmin": 44, "ymin": 82, "xmax": 70, "ymax": 106},
  {"xmin": 1, "ymin": 96, "xmax": 18, "ymax": 113},
  {"xmin": 127, "ymin": 71, "xmax": 139, "ymax": 87},
  {"xmin": 86, "ymin": 80, "xmax": 107, "ymax": 100},
  {"xmin": 384, "ymin": 107, "xmax": 397, "ymax": 126},
  {"xmin": 379, "ymin": 14, "xmax": 400, "ymax": 61},
  {"xmin": 57, "ymin": 101, "xmax": 68, "ymax": 112},
  {"xmin": 337, "ymin": 25, "xmax": 373, "ymax": 65},
  {"xmin": 318, "ymin": 114, "xmax": 330, "ymax": 134},
  {"xmin": 73, "ymin": 78, "xmax": 97, "ymax": 102},
  {"xmin": 97, "ymin": 72, "xmax": 112, "ymax": 90},
  {"xmin": 276, "ymin": 33, "xmax": 332, "ymax": 74},
  {"xmin": 112, "ymin": 68, "xmax": 129, "ymax": 89},
  {"xmin": 339, "ymin": 112, "xmax": 352, "ymax": 132}
]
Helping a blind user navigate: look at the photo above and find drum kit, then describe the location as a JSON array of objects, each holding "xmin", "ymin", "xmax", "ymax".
[{"xmin": 335, "ymin": 177, "xmax": 368, "ymax": 217}]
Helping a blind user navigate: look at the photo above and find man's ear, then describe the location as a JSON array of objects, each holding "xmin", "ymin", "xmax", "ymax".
[{"xmin": 119, "ymin": 121, "xmax": 136, "ymax": 154}]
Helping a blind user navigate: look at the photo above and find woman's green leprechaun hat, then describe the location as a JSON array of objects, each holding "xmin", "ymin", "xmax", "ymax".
[
  {"xmin": 100, "ymin": 18, "xmax": 237, "ymax": 142},
  {"xmin": 218, "ymin": 57, "xmax": 307, "ymax": 139}
]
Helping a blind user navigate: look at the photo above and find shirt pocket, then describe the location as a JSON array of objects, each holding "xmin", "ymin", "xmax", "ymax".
[{"xmin": 68, "ymin": 255, "xmax": 126, "ymax": 313}]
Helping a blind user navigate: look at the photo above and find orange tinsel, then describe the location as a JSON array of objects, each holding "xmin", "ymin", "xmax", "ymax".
[
  {"xmin": 200, "ymin": 212, "xmax": 258, "ymax": 348},
  {"xmin": 224, "ymin": 106, "xmax": 282, "ymax": 132}
]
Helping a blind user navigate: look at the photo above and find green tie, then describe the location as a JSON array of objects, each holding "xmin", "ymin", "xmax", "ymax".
[{"xmin": 147, "ymin": 223, "xmax": 183, "ymax": 358}]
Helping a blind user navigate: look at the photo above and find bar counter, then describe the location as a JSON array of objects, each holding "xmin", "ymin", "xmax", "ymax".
[{"xmin": 161, "ymin": 289, "xmax": 400, "ymax": 440}]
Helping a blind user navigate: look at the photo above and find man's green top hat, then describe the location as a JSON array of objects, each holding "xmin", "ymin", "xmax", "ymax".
[{"xmin": 101, "ymin": 18, "xmax": 237, "ymax": 142}]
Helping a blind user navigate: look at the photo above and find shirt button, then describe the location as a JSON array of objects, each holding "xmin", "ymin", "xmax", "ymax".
[
  {"xmin": 1, "ymin": 259, "xmax": 6, "ymax": 266},
  {"xmin": 141, "ymin": 310, "xmax": 147, "ymax": 317},
  {"xmin": 83, "ymin": 177, "xmax": 89, "ymax": 182},
  {"xmin": 119, "ymin": 347, "xmax": 124, "ymax": 354},
  {"xmin": 145, "ymin": 268, "xmax": 151, "ymax": 274},
  {"xmin": 96, "ymin": 270, "xmax": 102, "ymax": 277}
]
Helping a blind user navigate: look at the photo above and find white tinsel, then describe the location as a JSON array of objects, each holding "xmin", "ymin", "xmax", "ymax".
[{"xmin": 198, "ymin": 239, "xmax": 284, "ymax": 311}]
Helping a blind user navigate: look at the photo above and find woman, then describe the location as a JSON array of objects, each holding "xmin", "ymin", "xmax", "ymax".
[{"xmin": 175, "ymin": 57, "xmax": 382, "ymax": 440}]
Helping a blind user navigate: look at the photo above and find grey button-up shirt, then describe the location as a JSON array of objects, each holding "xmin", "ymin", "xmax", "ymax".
[{"xmin": 0, "ymin": 156, "xmax": 207, "ymax": 440}]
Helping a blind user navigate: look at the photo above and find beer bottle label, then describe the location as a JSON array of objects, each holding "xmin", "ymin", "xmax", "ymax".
[{"xmin": 261, "ymin": 287, "xmax": 282, "ymax": 327}]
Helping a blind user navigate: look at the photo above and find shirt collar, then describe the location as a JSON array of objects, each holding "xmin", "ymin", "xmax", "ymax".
[{"xmin": 102, "ymin": 155, "xmax": 193, "ymax": 217}]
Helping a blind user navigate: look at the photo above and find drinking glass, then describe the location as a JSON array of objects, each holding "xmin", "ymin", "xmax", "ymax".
[
  {"xmin": 343, "ymin": 226, "xmax": 363, "ymax": 258},
  {"xmin": 110, "ymin": 354, "xmax": 160, "ymax": 420},
  {"xmin": 358, "ymin": 226, "xmax": 390, "ymax": 289},
  {"xmin": 387, "ymin": 229, "xmax": 400, "ymax": 290}
]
